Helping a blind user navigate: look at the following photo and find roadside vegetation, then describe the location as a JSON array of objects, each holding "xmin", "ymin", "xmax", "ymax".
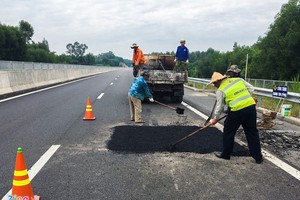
[{"xmin": 0, "ymin": 0, "xmax": 299, "ymax": 81}]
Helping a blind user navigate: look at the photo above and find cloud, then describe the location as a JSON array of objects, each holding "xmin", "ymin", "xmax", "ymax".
[{"xmin": 0, "ymin": 0, "xmax": 288, "ymax": 59}]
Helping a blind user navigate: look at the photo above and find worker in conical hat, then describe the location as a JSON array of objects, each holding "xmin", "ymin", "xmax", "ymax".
[{"xmin": 208, "ymin": 72, "xmax": 263, "ymax": 164}]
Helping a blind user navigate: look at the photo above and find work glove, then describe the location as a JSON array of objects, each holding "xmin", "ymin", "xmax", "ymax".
[
  {"xmin": 149, "ymin": 98, "xmax": 154, "ymax": 102},
  {"xmin": 210, "ymin": 118, "xmax": 218, "ymax": 125},
  {"xmin": 174, "ymin": 58, "xmax": 177, "ymax": 62},
  {"xmin": 186, "ymin": 59, "xmax": 189, "ymax": 63}
]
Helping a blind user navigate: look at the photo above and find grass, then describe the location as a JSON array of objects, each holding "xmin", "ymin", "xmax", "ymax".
[
  {"xmin": 255, "ymin": 95, "xmax": 299, "ymax": 117},
  {"xmin": 290, "ymin": 74, "xmax": 300, "ymax": 93}
]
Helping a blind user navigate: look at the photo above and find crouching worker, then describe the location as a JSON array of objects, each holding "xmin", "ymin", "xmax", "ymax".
[
  {"xmin": 128, "ymin": 71, "xmax": 154, "ymax": 123},
  {"xmin": 208, "ymin": 72, "xmax": 263, "ymax": 164}
]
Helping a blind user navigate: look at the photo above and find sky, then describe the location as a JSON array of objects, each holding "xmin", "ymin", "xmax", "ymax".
[{"xmin": 1, "ymin": 0, "xmax": 289, "ymax": 59}]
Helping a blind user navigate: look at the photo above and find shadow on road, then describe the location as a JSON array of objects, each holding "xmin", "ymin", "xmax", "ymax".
[{"xmin": 107, "ymin": 126, "xmax": 249, "ymax": 155}]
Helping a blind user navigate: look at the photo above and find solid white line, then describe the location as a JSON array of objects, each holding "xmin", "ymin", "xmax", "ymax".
[
  {"xmin": 97, "ymin": 93, "xmax": 105, "ymax": 100},
  {"xmin": 182, "ymin": 101, "xmax": 300, "ymax": 181},
  {"xmin": 0, "ymin": 75, "xmax": 96, "ymax": 103},
  {"xmin": 0, "ymin": 71, "xmax": 114, "ymax": 103},
  {"xmin": 1, "ymin": 145, "xmax": 61, "ymax": 200}
]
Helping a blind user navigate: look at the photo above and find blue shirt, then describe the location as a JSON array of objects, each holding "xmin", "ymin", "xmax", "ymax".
[
  {"xmin": 176, "ymin": 46, "xmax": 189, "ymax": 61},
  {"xmin": 129, "ymin": 76, "xmax": 152, "ymax": 100}
]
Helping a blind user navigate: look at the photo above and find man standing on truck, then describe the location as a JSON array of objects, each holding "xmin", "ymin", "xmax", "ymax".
[
  {"xmin": 174, "ymin": 39, "xmax": 189, "ymax": 72},
  {"xmin": 131, "ymin": 43, "xmax": 146, "ymax": 77},
  {"xmin": 128, "ymin": 71, "xmax": 154, "ymax": 123}
]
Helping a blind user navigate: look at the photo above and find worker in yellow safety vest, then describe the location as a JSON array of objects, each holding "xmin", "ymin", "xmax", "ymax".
[{"xmin": 208, "ymin": 72, "xmax": 263, "ymax": 164}]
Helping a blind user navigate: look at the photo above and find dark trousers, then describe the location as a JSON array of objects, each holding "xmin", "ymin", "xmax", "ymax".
[{"xmin": 222, "ymin": 105, "xmax": 262, "ymax": 161}]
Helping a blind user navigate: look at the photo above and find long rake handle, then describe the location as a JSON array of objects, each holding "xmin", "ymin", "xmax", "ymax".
[
  {"xmin": 172, "ymin": 115, "xmax": 228, "ymax": 146},
  {"xmin": 154, "ymin": 100, "xmax": 176, "ymax": 110},
  {"xmin": 204, "ymin": 100, "xmax": 217, "ymax": 125}
]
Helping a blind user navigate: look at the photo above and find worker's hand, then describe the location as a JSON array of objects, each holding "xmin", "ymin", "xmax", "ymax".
[
  {"xmin": 174, "ymin": 58, "xmax": 177, "ymax": 62},
  {"xmin": 253, "ymin": 97, "xmax": 258, "ymax": 105},
  {"xmin": 149, "ymin": 98, "xmax": 154, "ymax": 102},
  {"xmin": 186, "ymin": 59, "xmax": 189, "ymax": 63},
  {"xmin": 210, "ymin": 118, "xmax": 218, "ymax": 125}
]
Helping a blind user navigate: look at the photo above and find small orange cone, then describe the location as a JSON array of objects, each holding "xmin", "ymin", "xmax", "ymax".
[
  {"xmin": 83, "ymin": 96, "xmax": 96, "ymax": 120},
  {"xmin": 11, "ymin": 147, "xmax": 40, "ymax": 200}
]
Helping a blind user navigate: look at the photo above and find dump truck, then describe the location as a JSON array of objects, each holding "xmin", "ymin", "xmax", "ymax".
[{"xmin": 139, "ymin": 54, "xmax": 188, "ymax": 103}]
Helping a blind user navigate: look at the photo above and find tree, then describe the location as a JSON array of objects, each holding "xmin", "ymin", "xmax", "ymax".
[
  {"xmin": 66, "ymin": 41, "xmax": 88, "ymax": 58},
  {"xmin": 0, "ymin": 23, "xmax": 26, "ymax": 60},
  {"xmin": 252, "ymin": 0, "xmax": 300, "ymax": 80},
  {"xmin": 25, "ymin": 39, "xmax": 54, "ymax": 62},
  {"xmin": 19, "ymin": 20, "xmax": 34, "ymax": 44}
]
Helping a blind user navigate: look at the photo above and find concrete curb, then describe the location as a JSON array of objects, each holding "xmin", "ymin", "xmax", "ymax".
[{"xmin": 0, "ymin": 68, "xmax": 118, "ymax": 97}]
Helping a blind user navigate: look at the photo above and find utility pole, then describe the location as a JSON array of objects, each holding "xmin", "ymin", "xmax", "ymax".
[{"xmin": 245, "ymin": 54, "xmax": 249, "ymax": 80}]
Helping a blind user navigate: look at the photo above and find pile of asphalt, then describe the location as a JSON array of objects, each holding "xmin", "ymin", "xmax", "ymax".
[
  {"xmin": 108, "ymin": 126, "xmax": 249, "ymax": 155},
  {"xmin": 238, "ymin": 129, "xmax": 300, "ymax": 152}
]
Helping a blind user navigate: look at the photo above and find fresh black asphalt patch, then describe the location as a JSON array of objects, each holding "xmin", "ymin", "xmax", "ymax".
[{"xmin": 107, "ymin": 126, "xmax": 250, "ymax": 156}]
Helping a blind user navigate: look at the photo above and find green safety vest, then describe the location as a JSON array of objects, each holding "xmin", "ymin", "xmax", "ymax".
[{"xmin": 218, "ymin": 78, "xmax": 255, "ymax": 111}]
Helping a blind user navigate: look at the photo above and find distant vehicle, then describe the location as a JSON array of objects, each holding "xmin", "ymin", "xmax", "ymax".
[{"xmin": 139, "ymin": 54, "xmax": 188, "ymax": 103}]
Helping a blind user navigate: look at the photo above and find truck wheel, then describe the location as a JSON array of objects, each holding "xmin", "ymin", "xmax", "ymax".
[{"xmin": 171, "ymin": 96, "xmax": 183, "ymax": 103}]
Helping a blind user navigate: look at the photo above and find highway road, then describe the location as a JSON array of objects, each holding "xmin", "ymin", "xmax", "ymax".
[{"xmin": 0, "ymin": 68, "xmax": 299, "ymax": 199}]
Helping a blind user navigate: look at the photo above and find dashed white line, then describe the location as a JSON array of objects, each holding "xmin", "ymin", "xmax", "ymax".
[
  {"xmin": 97, "ymin": 93, "xmax": 105, "ymax": 100},
  {"xmin": 2, "ymin": 145, "xmax": 61, "ymax": 200},
  {"xmin": 182, "ymin": 101, "xmax": 300, "ymax": 181},
  {"xmin": 110, "ymin": 82, "xmax": 114, "ymax": 86}
]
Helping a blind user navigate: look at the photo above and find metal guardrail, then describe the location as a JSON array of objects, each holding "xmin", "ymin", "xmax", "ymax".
[
  {"xmin": 246, "ymin": 78, "xmax": 300, "ymax": 90},
  {"xmin": 0, "ymin": 60, "xmax": 113, "ymax": 70},
  {"xmin": 188, "ymin": 77, "xmax": 300, "ymax": 103},
  {"xmin": 188, "ymin": 77, "xmax": 300, "ymax": 117}
]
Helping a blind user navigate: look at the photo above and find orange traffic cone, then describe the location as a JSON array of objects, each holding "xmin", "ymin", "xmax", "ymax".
[
  {"xmin": 83, "ymin": 96, "xmax": 96, "ymax": 120},
  {"xmin": 11, "ymin": 147, "xmax": 40, "ymax": 200}
]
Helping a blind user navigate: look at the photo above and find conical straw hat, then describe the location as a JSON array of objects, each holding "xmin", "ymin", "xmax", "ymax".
[{"xmin": 207, "ymin": 72, "xmax": 227, "ymax": 85}]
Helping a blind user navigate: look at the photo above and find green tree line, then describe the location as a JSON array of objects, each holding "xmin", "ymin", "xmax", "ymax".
[
  {"xmin": 0, "ymin": 21, "xmax": 124, "ymax": 66},
  {"xmin": 188, "ymin": 0, "xmax": 300, "ymax": 81},
  {"xmin": 1, "ymin": 0, "xmax": 299, "ymax": 80}
]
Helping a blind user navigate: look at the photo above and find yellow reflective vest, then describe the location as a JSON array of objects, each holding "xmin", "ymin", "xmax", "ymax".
[{"xmin": 218, "ymin": 78, "xmax": 255, "ymax": 111}]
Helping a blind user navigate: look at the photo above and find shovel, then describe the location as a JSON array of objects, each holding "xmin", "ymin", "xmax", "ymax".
[
  {"xmin": 153, "ymin": 100, "xmax": 185, "ymax": 114},
  {"xmin": 203, "ymin": 100, "xmax": 217, "ymax": 126},
  {"xmin": 169, "ymin": 115, "xmax": 227, "ymax": 152}
]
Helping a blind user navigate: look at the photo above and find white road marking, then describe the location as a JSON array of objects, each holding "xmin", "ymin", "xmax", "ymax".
[
  {"xmin": 1, "ymin": 145, "xmax": 60, "ymax": 200},
  {"xmin": 98, "ymin": 148, "xmax": 109, "ymax": 152},
  {"xmin": 97, "ymin": 93, "xmax": 105, "ymax": 100},
  {"xmin": 182, "ymin": 101, "xmax": 300, "ymax": 181},
  {"xmin": 169, "ymin": 169, "xmax": 180, "ymax": 191},
  {"xmin": 110, "ymin": 82, "xmax": 114, "ymax": 85}
]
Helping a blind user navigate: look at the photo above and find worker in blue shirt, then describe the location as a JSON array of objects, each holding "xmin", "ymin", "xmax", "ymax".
[
  {"xmin": 128, "ymin": 71, "xmax": 154, "ymax": 123},
  {"xmin": 174, "ymin": 39, "xmax": 189, "ymax": 72}
]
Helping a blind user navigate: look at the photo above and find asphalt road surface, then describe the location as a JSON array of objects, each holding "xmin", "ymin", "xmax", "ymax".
[{"xmin": 0, "ymin": 68, "xmax": 299, "ymax": 199}]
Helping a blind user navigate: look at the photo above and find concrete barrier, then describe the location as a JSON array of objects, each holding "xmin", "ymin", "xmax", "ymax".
[{"xmin": 0, "ymin": 67, "xmax": 118, "ymax": 96}]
